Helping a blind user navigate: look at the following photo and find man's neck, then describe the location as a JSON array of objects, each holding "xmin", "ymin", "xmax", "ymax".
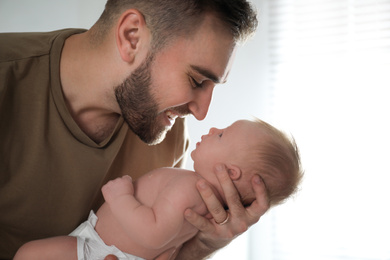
[{"xmin": 60, "ymin": 31, "xmax": 123, "ymax": 143}]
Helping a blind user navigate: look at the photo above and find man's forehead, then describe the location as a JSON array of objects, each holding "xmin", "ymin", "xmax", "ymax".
[{"xmin": 188, "ymin": 14, "xmax": 237, "ymax": 80}]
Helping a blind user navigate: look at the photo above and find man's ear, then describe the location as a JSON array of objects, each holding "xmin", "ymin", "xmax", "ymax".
[
  {"xmin": 227, "ymin": 165, "xmax": 242, "ymax": 181},
  {"xmin": 116, "ymin": 9, "xmax": 149, "ymax": 63}
]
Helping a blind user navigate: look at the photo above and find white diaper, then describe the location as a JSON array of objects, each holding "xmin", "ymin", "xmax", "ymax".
[{"xmin": 69, "ymin": 211, "xmax": 145, "ymax": 260}]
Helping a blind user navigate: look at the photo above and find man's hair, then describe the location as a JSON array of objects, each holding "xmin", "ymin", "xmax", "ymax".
[
  {"xmin": 93, "ymin": 0, "xmax": 258, "ymax": 50},
  {"xmin": 246, "ymin": 119, "xmax": 304, "ymax": 207}
]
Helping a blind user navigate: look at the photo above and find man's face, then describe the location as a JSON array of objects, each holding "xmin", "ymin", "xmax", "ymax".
[
  {"xmin": 115, "ymin": 53, "xmax": 171, "ymax": 145},
  {"xmin": 116, "ymin": 14, "xmax": 236, "ymax": 145}
]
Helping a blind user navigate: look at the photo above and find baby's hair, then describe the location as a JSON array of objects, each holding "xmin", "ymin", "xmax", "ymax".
[{"xmin": 245, "ymin": 118, "xmax": 304, "ymax": 207}]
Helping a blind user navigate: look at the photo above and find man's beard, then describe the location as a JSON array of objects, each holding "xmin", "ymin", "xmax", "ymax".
[{"xmin": 114, "ymin": 53, "xmax": 168, "ymax": 145}]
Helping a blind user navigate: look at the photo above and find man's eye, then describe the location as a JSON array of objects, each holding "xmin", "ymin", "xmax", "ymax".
[
  {"xmin": 219, "ymin": 133, "xmax": 223, "ymax": 138},
  {"xmin": 191, "ymin": 77, "xmax": 203, "ymax": 88}
]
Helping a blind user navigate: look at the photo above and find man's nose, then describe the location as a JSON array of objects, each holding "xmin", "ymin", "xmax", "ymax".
[{"xmin": 188, "ymin": 87, "xmax": 214, "ymax": 121}]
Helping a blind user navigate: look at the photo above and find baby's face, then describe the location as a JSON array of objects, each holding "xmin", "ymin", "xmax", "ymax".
[{"xmin": 191, "ymin": 120, "xmax": 260, "ymax": 183}]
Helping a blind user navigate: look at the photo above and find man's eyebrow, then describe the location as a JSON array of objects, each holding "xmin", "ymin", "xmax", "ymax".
[{"xmin": 190, "ymin": 65, "xmax": 225, "ymax": 84}]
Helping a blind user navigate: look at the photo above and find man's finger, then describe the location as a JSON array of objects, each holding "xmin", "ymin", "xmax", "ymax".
[
  {"xmin": 184, "ymin": 208, "xmax": 215, "ymax": 234},
  {"xmin": 245, "ymin": 175, "xmax": 270, "ymax": 223},
  {"xmin": 104, "ymin": 255, "xmax": 118, "ymax": 260},
  {"xmin": 196, "ymin": 179, "xmax": 227, "ymax": 224},
  {"xmin": 214, "ymin": 164, "xmax": 243, "ymax": 213}
]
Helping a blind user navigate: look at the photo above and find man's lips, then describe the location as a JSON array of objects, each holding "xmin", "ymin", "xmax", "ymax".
[
  {"xmin": 165, "ymin": 110, "xmax": 179, "ymax": 121},
  {"xmin": 165, "ymin": 110, "xmax": 183, "ymax": 121},
  {"xmin": 164, "ymin": 110, "xmax": 181, "ymax": 126},
  {"xmin": 162, "ymin": 106, "xmax": 190, "ymax": 126}
]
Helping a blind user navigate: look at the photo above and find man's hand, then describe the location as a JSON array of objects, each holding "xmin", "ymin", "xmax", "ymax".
[
  {"xmin": 101, "ymin": 175, "xmax": 134, "ymax": 203},
  {"xmin": 183, "ymin": 164, "xmax": 269, "ymax": 254}
]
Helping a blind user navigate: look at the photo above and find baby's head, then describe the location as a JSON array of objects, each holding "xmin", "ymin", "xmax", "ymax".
[
  {"xmin": 240, "ymin": 118, "xmax": 303, "ymax": 207},
  {"xmin": 191, "ymin": 118, "xmax": 303, "ymax": 208}
]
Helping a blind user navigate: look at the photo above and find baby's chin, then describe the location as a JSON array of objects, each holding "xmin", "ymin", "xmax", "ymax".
[{"xmin": 190, "ymin": 149, "xmax": 199, "ymax": 165}]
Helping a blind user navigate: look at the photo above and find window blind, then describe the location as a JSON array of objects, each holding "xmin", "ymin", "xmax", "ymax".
[{"xmin": 250, "ymin": 0, "xmax": 390, "ymax": 259}]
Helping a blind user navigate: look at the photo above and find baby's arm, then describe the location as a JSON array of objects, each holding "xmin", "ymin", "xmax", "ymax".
[
  {"xmin": 102, "ymin": 173, "xmax": 200, "ymax": 249},
  {"xmin": 101, "ymin": 175, "xmax": 136, "ymax": 205}
]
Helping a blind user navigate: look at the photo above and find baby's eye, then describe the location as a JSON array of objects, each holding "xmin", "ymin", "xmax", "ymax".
[{"xmin": 219, "ymin": 133, "xmax": 223, "ymax": 138}]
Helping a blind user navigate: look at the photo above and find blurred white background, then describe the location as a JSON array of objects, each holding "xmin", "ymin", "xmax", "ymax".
[{"xmin": 1, "ymin": 0, "xmax": 390, "ymax": 259}]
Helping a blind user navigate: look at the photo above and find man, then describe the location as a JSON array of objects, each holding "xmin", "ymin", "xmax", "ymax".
[{"xmin": 0, "ymin": 1, "xmax": 269, "ymax": 259}]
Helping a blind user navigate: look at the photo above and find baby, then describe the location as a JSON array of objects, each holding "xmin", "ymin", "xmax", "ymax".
[{"xmin": 15, "ymin": 118, "xmax": 303, "ymax": 260}]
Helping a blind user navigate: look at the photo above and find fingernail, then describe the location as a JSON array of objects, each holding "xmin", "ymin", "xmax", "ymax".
[
  {"xmin": 254, "ymin": 175, "xmax": 262, "ymax": 184},
  {"xmin": 198, "ymin": 180, "xmax": 207, "ymax": 190},
  {"xmin": 184, "ymin": 209, "xmax": 192, "ymax": 218},
  {"xmin": 215, "ymin": 164, "xmax": 223, "ymax": 172}
]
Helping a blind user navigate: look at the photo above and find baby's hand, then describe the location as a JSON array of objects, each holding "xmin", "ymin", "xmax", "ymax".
[{"xmin": 102, "ymin": 175, "xmax": 134, "ymax": 203}]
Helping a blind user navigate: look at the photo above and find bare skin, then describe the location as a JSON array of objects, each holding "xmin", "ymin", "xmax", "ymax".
[
  {"xmin": 14, "ymin": 121, "xmax": 270, "ymax": 260},
  {"xmin": 58, "ymin": 11, "xmax": 270, "ymax": 258},
  {"xmin": 60, "ymin": 11, "xmax": 235, "ymax": 144}
]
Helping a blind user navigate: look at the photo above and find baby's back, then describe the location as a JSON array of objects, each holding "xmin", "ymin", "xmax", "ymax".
[{"xmin": 96, "ymin": 168, "xmax": 208, "ymax": 259}]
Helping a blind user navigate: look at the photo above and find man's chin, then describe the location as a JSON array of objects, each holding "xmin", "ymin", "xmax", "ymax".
[{"xmin": 144, "ymin": 127, "xmax": 170, "ymax": 146}]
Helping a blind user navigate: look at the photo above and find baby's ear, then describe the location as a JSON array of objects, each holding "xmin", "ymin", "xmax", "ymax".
[{"xmin": 227, "ymin": 165, "xmax": 242, "ymax": 181}]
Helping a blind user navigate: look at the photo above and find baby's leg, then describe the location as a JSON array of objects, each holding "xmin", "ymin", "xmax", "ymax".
[{"xmin": 14, "ymin": 236, "xmax": 77, "ymax": 260}]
